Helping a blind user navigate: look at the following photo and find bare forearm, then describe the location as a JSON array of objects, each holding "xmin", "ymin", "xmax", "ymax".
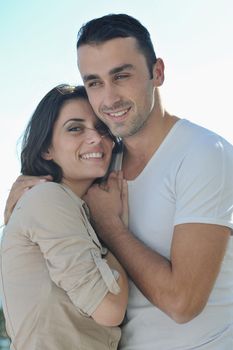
[
  {"xmin": 93, "ymin": 217, "xmax": 180, "ymax": 321},
  {"xmin": 93, "ymin": 218, "xmax": 228, "ymax": 323},
  {"xmin": 85, "ymin": 178, "xmax": 230, "ymax": 323}
]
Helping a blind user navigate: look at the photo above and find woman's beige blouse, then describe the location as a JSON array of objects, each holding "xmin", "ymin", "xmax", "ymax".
[{"xmin": 0, "ymin": 182, "xmax": 121, "ymax": 350}]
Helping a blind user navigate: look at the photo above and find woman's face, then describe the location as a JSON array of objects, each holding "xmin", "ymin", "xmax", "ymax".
[{"xmin": 44, "ymin": 98, "xmax": 114, "ymax": 196}]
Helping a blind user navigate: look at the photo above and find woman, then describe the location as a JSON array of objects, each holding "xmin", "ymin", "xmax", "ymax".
[{"xmin": 0, "ymin": 84, "xmax": 128, "ymax": 350}]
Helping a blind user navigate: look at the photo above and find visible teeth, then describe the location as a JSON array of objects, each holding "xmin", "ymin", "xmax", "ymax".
[
  {"xmin": 81, "ymin": 152, "xmax": 103, "ymax": 159},
  {"xmin": 108, "ymin": 109, "xmax": 128, "ymax": 117}
]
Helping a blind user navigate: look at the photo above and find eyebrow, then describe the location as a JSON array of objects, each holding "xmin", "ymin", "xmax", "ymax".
[
  {"xmin": 63, "ymin": 118, "xmax": 85, "ymax": 127},
  {"xmin": 83, "ymin": 64, "xmax": 134, "ymax": 82}
]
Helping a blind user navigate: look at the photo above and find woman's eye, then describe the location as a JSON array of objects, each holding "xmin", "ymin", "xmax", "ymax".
[
  {"xmin": 96, "ymin": 127, "xmax": 110, "ymax": 136},
  {"xmin": 96, "ymin": 124, "xmax": 110, "ymax": 136},
  {"xmin": 68, "ymin": 126, "xmax": 82, "ymax": 132}
]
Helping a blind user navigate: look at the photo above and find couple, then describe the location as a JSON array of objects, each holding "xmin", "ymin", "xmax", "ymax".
[{"xmin": 2, "ymin": 14, "xmax": 233, "ymax": 350}]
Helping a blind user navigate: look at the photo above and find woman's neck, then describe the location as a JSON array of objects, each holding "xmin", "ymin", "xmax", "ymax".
[{"xmin": 61, "ymin": 178, "xmax": 93, "ymax": 198}]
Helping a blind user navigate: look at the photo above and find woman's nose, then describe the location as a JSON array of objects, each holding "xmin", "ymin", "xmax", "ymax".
[{"xmin": 85, "ymin": 127, "xmax": 103, "ymax": 144}]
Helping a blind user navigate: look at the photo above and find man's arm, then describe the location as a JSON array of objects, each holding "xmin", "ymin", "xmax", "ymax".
[
  {"xmin": 4, "ymin": 175, "xmax": 52, "ymax": 224},
  {"xmin": 85, "ymin": 174, "xmax": 231, "ymax": 324}
]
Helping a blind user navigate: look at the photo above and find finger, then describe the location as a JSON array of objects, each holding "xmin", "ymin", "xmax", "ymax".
[
  {"xmin": 12, "ymin": 178, "xmax": 48, "ymax": 191},
  {"xmin": 4, "ymin": 175, "xmax": 52, "ymax": 225},
  {"xmin": 108, "ymin": 171, "xmax": 118, "ymax": 179},
  {"xmin": 121, "ymin": 179, "xmax": 128, "ymax": 204},
  {"xmin": 121, "ymin": 179, "xmax": 129, "ymax": 227},
  {"xmin": 15, "ymin": 174, "xmax": 52, "ymax": 182},
  {"xmin": 4, "ymin": 186, "xmax": 29, "ymax": 224},
  {"xmin": 40, "ymin": 175, "xmax": 53, "ymax": 181},
  {"xmin": 107, "ymin": 172, "xmax": 119, "ymax": 192},
  {"xmin": 117, "ymin": 170, "xmax": 123, "ymax": 179},
  {"xmin": 99, "ymin": 182, "xmax": 109, "ymax": 192},
  {"xmin": 116, "ymin": 171, "xmax": 123, "ymax": 191}
]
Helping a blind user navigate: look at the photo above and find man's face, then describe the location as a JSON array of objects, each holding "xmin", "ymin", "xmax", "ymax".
[{"xmin": 77, "ymin": 37, "xmax": 160, "ymax": 139}]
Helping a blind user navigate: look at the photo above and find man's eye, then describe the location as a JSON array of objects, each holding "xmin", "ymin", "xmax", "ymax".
[
  {"xmin": 88, "ymin": 81, "xmax": 101, "ymax": 88},
  {"xmin": 115, "ymin": 74, "xmax": 129, "ymax": 80}
]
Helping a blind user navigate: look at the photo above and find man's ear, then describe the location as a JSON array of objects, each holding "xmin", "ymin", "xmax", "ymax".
[
  {"xmin": 152, "ymin": 58, "xmax": 165, "ymax": 86},
  {"xmin": 41, "ymin": 149, "xmax": 53, "ymax": 160}
]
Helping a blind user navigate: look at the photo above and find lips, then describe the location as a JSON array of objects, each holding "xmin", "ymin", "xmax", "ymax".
[{"xmin": 103, "ymin": 107, "xmax": 131, "ymax": 122}]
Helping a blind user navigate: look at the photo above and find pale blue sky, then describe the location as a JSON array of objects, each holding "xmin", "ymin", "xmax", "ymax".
[{"xmin": 1, "ymin": 0, "xmax": 233, "ymax": 228}]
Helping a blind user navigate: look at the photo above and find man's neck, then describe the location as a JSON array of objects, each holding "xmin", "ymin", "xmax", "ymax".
[{"xmin": 122, "ymin": 111, "xmax": 179, "ymax": 180}]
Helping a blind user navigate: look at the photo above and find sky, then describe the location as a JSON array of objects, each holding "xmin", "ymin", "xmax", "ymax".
[{"xmin": 0, "ymin": 0, "xmax": 233, "ymax": 233}]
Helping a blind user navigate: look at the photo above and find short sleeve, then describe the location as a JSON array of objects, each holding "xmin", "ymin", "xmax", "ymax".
[
  {"xmin": 16, "ymin": 182, "xmax": 121, "ymax": 316},
  {"xmin": 174, "ymin": 135, "xmax": 233, "ymax": 230}
]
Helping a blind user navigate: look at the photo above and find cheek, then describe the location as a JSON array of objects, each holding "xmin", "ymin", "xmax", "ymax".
[
  {"xmin": 51, "ymin": 141, "xmax": 75, "ymax": 163},
  {"xmin": 87, "ymin": 92, "xmax": 99, "ymax": 110},
  {"xmin": 87, "ymin": 92, "xmax": 107, "ymax": 118},
  {"xmin": 105, "ymin": 140, "xmax": 115, "ymax": 156},
  {"xmin": 138, "ymin": 85, "xmax": 155, "ymax": 108}
]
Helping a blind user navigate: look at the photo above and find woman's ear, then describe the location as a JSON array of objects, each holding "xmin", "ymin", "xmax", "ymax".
[{"xmin": 41, "ymin": 149, "xmax": 53, "ymax": 160}]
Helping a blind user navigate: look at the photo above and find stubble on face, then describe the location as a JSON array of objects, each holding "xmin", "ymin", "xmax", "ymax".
[
  {"xmin": 77, "ymin": 38, "xmax": 157, "ymax": 140},
  {"xmin": 97, "ymin": 90, "xmax": 156, "ymax": 140},
  {"xmin": 105, "ymin": 112, "xmax": 150, "ymax": 139}
]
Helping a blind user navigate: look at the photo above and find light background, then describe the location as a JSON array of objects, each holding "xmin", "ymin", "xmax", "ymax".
[{"xmin": 1, "ymin": 0, "xmax": 233, "ymax": 234}]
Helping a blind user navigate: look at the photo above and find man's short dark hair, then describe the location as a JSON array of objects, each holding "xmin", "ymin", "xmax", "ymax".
[{"xmin": 77, "ymin": 14, "xmax": 157, "ymax": 78}]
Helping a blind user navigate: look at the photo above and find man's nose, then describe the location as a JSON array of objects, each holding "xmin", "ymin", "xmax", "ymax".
[{"xmin": 102, "ymin": 84, "xmax": 121, "ymax": 108}]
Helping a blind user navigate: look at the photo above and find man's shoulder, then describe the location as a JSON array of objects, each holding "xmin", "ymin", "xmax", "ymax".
[{"xmin": 180, "ymin": 119, "xmax": 233, "ymax": 152}]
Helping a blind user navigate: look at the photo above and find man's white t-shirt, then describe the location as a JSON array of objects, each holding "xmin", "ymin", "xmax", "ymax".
[{"xmin": 120, "ymin": 119, "xmax": 233, "ymax": 349}]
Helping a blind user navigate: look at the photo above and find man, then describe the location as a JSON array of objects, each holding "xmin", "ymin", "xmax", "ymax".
[{"xmin": 4, "ymin": 14, "xmax": 233, "ymax": 349}]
